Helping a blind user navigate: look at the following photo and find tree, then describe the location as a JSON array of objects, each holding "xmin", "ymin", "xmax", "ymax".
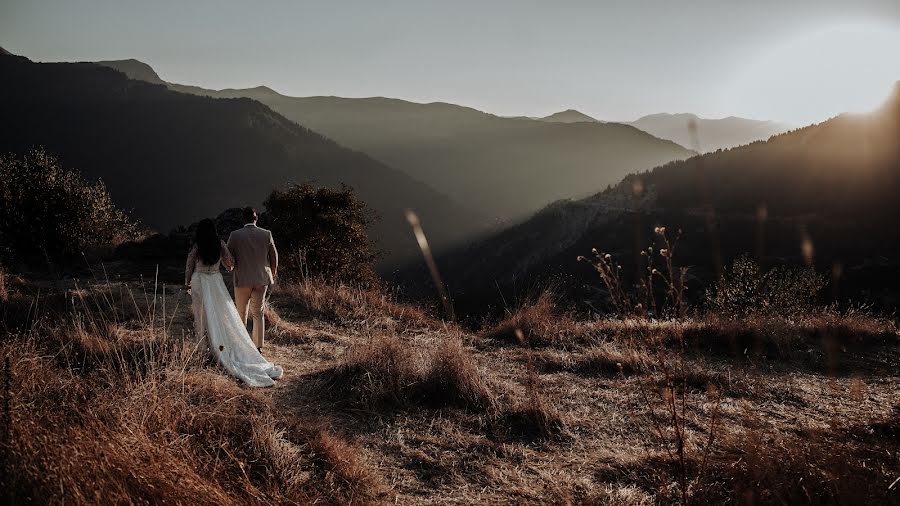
[
  {"xmin": 0, "ymin": 149, "xmax": 137, "ymax": 269},
  {"xmin": 262, "ymin": 183, "xmax": 378, "ymax": 286}
]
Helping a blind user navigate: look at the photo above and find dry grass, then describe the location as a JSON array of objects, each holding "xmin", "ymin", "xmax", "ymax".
[
  {"xmin": 482, "ymin": 291, "xmax": 587, "ymax": 349},
  {"xmin": 534, "ymin": 344, "xmax": 648, "ymax": 377},
  {"xmin": 323, "ymin": 334, "xmax": 424, "ymax": 410},
  {"xmin": 419, "ymin": 338, "xmax": 499, "ymax": 412},
  {"xmin": 1, "ymin": 275, "xmax": 897, "ymax": 504},
  {"xmin": 0, "ymin": 286, "xmax": 387, "ymax": 505},
  {"xmin": 269, "ymin": 280, "xmax": 444, "ymax": 334},
  {"xmin": 500, "ymin": 365, "xmax": 568, "ymax": 442},
  {"xmin": 701, "ymin": 413, "xmax": 900, "ymax": 504},
  {"xmin": 292, "ymin": 423, "xmax": 388, "ymax": 504},
  {"xmin": 321, "ymin": 335, "xmax": 498, "ymax": 414}
]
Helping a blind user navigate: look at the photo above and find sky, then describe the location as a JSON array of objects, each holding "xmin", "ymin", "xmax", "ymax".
[{"xmin": 2, "ymin": 0, "xmax": 900, "ymax": 126}]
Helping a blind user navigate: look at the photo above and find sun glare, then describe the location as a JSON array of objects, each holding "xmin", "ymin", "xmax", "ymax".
[{"xmin": 726, "ymin": 22, "xmax": 900, "ymax": 126}]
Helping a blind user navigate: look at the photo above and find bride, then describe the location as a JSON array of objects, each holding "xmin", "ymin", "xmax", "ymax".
[{"xmin": 185, "ymin": 219, "xmax": 283, "ymax": 387}]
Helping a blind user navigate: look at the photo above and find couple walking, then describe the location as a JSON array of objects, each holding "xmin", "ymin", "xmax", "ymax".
[{"xmin": 185, "ymin": 207, "xmax": 284, "ymax": 387}]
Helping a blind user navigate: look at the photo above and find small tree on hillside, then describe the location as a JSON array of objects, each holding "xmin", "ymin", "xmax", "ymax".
[
  {"xmin": 0, "ymin": 149, "xmax": 137, "ymax": 269},
  {"xmin": 262, "ymin": 183, "xmax": 378, "ymax": 286}
]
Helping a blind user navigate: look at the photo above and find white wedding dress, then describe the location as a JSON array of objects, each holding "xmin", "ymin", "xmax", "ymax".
[{"xmin": 187, "ymin": 242, "xmax": 284, "ymax": 387}]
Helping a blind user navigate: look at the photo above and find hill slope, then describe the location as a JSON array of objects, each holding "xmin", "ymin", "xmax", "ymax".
[
  {"xmin": 628, "ymin": 113, "xmax": 790, "ymax": 152},
  {"xmin": 97, "ymin": 60, "xmax": 694, "ymax": 222},
  {"xmin": 438, "ymin": 84, "xmax": 900, "ymax": 315},
  {"xmin": 0, "ymin": 54, "xmax": 480, "ymax": 265}
]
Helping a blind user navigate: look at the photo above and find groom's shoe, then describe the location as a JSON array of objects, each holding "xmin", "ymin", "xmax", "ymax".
[{"xmin": 257, "ymin": 347, "xmax": 263, "ymax": 354}]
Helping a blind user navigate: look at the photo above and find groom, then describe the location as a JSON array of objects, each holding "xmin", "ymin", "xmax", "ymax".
[{"xmin": 227, "ymin": 207, "xmax": 279, "ymax": 352}]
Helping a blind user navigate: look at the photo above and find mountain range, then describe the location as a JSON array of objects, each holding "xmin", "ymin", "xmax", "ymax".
[
  {"xmin": 627, "ymin": 112, "xmax": 791, "ymax": 152},
  {"xmin": 534, "ymin": 107, "xmax": 791, "ymax": 152},
  {"xmin": 97, "ymin": 60, "xmax": 694, "ymax": 223},
  {"xmin": 436, "ymin": 83, "xmax": 900, "ymax": 316},
  {"xmin": 0, "ymin": 52, "xmax": 479, "ymax": 266}
]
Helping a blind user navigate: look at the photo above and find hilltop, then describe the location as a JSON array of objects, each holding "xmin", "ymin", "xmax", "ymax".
[{"xmin": 539, "ymin": 109, "xmax": 600, "ymax": 123}]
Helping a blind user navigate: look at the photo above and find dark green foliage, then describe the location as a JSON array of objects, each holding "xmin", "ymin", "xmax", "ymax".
[
  {"xmin": 0, "ymin": 150, "xmax": 137, "ymax": 269},
  {"xmin": 706, "ymin": 256, "xmax": 825, "ymax": 317},
  {"xmin": 263, "ymin": 183, "xmax": 378, "ymax": 286}
]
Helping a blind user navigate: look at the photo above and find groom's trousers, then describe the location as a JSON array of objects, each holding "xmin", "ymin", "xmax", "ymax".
[{"xmin": 234, "ymin": 285, "xmax": 267, "ymax": 348}]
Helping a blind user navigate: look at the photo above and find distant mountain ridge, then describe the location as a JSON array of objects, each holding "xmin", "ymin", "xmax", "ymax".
[
  {"xmin": 539, "ymin": 109, "xmax": 600, "ymax": 123},
  {"xmin": 436, "ymin": 82, "xmax": 900, "ymax": 315},
  {"xmin": 97, "ymin": 59, "xmax": 694, "ymax": 223},
  {"xmin": 0, "ymin": 53, "xmax": 480, "ymax": 267},
  {"xmin": 627, "ymin": 112, "xmax": 790, "ymax": 152}
]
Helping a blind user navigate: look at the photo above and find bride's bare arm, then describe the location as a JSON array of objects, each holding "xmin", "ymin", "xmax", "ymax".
[
  {"xmin": 221, "ymin": 241, "xmax": 235, "ymax": 271},
  {"xmin": 185, "ymin": 244, "xmax": 198, "ymax": 286}
]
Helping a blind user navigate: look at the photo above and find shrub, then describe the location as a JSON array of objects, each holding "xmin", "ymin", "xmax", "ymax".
[
  {"xmin": 262, "ymin": 183, "xmax": 378, "ymax": 286},
  {"xmin": 706, "ymin": 256, "xmax": 825, "ymax": 317},
  {"xmin": 0, "ymin": 149, "xmax": 137, "ymax": 269}
]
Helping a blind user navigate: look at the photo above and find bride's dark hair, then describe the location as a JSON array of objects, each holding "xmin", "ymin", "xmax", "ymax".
[{"xmin": 194, "ymin": 219, "xmax": 221, "ymax": 265}]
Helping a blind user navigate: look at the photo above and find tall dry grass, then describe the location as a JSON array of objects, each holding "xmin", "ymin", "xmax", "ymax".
[
  {"xmin": 0, "ymin": 279, "xmax": 388, "ymax": 505},
  {"xmin": 268, "ymin": 279, "xmax": 445, "ymax": 336},
  {"xmin": 323, "ymin": 335, "xmax": 497, "ymax": 413}
]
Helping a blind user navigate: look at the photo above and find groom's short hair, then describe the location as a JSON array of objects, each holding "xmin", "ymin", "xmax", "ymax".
[{"xmin": 243, "ymin": 207, "xmax": 258, "ymax": 223}]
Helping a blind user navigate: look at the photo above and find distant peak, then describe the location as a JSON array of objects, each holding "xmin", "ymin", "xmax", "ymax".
[
  {"xmin": 540, "ymin": 109, "xmax": 599, "ymax": 123},
  {"xmin": 249, "ymin": 85, "xmax": 279, "ymax": 95},
  {"xmin": 95, "ymin": 59, "xmax": 163, "ymax": 84}
]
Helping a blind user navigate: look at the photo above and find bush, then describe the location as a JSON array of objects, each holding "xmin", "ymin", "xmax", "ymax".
[
  {"xmin": 706, "ymin": 256, "xmax": 825, "ymax": 317},
  {"xmin": 262, "ymin": 183, "xmax": 378, "ymax": 286},
  {"xmin": 0, "ymin": 149, "xmax": 137, "ymax": 269}
]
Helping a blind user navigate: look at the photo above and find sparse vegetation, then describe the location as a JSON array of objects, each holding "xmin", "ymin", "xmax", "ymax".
[{"xmin": 0, "ymin": 149, "xmax": 138, "ymax": 269}]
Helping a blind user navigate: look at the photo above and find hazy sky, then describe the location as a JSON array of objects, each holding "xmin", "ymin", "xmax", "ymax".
[{"xmin": 3, "ymin": 0, "xmax": 899, "ymax": 125}]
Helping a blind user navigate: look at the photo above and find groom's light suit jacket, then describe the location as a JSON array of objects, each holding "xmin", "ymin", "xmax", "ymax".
[{"xmin": 227, "ymin": 224, "xmax": 278, "ymax": 287}]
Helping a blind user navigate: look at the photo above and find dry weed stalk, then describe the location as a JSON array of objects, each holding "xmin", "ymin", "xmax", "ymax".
[
  {"xmin": 583, "ymin": 231, "xmax": 720, "ymax": 503},
  {"xmin": 579, "ymin": 227, "xmax": 686, "ymax": 317}
]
